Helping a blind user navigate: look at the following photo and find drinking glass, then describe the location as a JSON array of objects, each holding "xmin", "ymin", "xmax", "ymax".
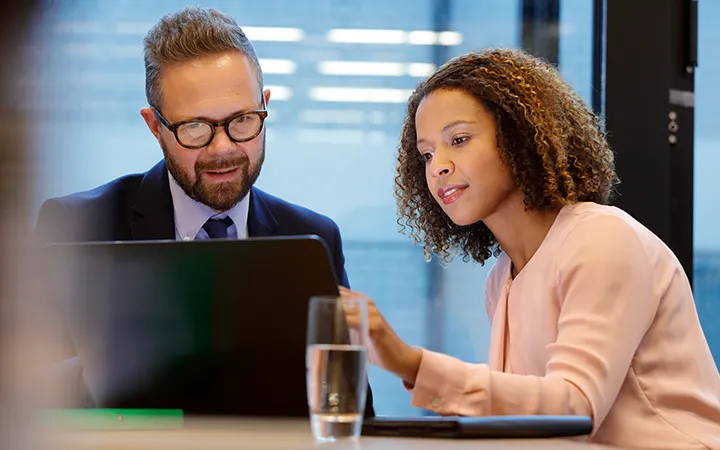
[{"xmin": 306, "ymin": 295, "xmax": 368, "ymax": 442}]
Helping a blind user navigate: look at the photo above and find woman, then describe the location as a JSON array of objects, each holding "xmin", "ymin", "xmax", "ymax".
[{"xmin": 342, "ymin": 49, "xmax": 720, "ymax": 449}]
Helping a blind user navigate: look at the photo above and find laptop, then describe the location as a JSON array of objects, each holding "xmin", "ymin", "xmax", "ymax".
[
  {"xmin": 38, "ymin": 235, "xmax": 372, "ymax": 417},
  {"xmin": 361, "ymin": 415, "xmax": 593, "ymax": 439}
]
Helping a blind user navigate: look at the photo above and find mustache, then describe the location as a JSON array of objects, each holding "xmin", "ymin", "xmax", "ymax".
[{"xmin": 195, "ymin": 155, "xmax": 249, "ymax": 172}]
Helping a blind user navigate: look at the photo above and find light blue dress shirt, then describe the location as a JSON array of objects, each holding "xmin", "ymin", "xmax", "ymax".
[{"xmin": 167, "ymin": 171, "xmax": 250, "ymax": 241}]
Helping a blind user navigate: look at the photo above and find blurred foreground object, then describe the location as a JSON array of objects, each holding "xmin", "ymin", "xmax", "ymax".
[{"xmin": 0, "ymin": 1, "xmax": 54, "ymax": 450}]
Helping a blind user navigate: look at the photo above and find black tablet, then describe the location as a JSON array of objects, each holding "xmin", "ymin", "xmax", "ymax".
[{"xmin": 362, "ymin": 415, "xmax": 593, "ymax": 439}]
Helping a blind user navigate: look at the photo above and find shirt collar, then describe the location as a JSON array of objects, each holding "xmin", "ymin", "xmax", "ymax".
[{"xmin": 167, "ymin": 171, "xmax": 250, "ymax": 240}]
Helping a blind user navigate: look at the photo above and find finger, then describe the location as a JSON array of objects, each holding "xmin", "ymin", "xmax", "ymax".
[
  {"xmin": 339, "ymin": 289, "xmax": 375, "ymax": 307},
  {"xmin": 338, "ymin": 286, "xmax": 365, "ymax": 299},
  {"xmin": 342, "ymin": 299, "xmax": 371, "ymax": 332},
  {"xmin": 344, "ymin": 306, "xmax": 364, "ymax": 331}
]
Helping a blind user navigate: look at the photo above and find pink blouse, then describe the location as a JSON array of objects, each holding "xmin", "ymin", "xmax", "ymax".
[{"xmin": 409, "ymin": 202, "xmax": 720, "ymax": 449}]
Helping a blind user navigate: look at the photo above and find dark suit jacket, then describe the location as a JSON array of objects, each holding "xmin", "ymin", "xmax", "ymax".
[
  {"xmin": 34, "ymin": 160, "xmax": 374, "ymax": 416},
  {"xmin": 35, "ymin": 160, "xmax": 350, "ymax": 286}
]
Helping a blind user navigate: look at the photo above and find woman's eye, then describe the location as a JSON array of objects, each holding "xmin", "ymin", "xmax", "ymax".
[
  {"xmin": 422, "ymin": 152, "xmax": 433, "ymax": 162},
  {"xmin": 452, "ymin": 136, "xmax": 469, "ymax": 146}
]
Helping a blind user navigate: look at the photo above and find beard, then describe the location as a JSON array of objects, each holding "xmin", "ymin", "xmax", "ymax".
[{"xmin": 160, "ymin": 135, "xmax": 265, "ymax": 212}]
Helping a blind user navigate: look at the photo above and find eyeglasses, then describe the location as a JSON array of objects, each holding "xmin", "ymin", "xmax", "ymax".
[{"xmin": 153, "ymin": 97, "xmax": 268, "ymax": 149}]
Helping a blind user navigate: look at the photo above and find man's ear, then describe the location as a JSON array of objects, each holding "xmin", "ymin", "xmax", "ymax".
[
  {"xmin": 263, "ymin": 88, "xmax": 271, "ymax": 107},
  {"xmin": 140, "ymin": 107, "xmax": 162, "ymax": 140}
]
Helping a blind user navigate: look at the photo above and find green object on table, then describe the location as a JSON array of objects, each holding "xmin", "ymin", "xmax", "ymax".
[{"xmin": 41, "ymin": 409, "xmax": 184, "ymax": 430}]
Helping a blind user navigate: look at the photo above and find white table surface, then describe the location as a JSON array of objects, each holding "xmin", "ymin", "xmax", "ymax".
[{"xmin": 36, "ymin": 417, "xmax": 625, "ymax": 450}]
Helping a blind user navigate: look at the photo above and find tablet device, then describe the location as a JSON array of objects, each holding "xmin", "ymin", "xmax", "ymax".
[{"xmin": 361, "ymin": 415, "xmax": 593, "ymax": 439}]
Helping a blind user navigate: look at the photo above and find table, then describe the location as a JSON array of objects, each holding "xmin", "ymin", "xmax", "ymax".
[{"xmin": 38, "ymin": 418, "xmax": 624, "ymax": 450}]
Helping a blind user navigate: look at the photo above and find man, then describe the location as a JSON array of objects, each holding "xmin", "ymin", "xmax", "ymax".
[
  {"xmin": 35, "ymin": 6, "xmax": 374, "ymax": 417},
  {"xmin": 34, "ymin": 8, "xmax": 347, "ymax": 279}
]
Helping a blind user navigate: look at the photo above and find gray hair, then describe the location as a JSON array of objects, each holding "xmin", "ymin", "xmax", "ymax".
[{"xmin": 143, "ymin": 7, "xmax": 263, "ymax": 109}]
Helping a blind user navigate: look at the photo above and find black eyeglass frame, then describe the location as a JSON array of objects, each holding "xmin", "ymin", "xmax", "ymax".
[{"xmin": 153, "ymin": 97, "xmax": 268, "ymax": 149}]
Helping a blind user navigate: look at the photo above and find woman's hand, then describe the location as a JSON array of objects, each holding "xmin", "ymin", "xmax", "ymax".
[{"xmin": 339, "ymin": 286, "xmax": 423, "ymax": 386}]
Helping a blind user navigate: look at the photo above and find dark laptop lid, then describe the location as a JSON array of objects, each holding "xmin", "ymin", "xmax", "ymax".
[{"xmin": 40, "ymin": 236, "xmax": 342, "ymax": 417}]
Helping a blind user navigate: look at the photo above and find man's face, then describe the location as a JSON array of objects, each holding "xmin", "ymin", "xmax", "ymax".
[{"xmin": 141, "ymin": 51, "xmax": 270, "ymax": 211}]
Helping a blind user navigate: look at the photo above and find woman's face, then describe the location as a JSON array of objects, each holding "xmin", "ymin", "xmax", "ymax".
[{"xmin": 415, "ymin": 89, "xmax": 517, "ymax": 226}]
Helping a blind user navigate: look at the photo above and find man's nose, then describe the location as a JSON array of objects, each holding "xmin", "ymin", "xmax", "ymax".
[{"xmin": 205, "ymin": 127, "xmax": 234, "ymax": 155}]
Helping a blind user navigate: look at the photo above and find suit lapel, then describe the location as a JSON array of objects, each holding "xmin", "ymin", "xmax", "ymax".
[
  {"xmin": 247, "ymin": 187, "xmax": 278, "ymax": 238},
  {"xmin": 129, "ymin": 160, "xmax": 176, "ymax": 241},
  {"xmin": 128, "ymin": 166, "xmax": 277, "ymax": 241}
]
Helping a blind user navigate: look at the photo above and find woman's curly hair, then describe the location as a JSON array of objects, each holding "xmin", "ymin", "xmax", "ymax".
[{"xmin": 395, "ymin": 48, "xmax": 618, "ymax": 264}]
